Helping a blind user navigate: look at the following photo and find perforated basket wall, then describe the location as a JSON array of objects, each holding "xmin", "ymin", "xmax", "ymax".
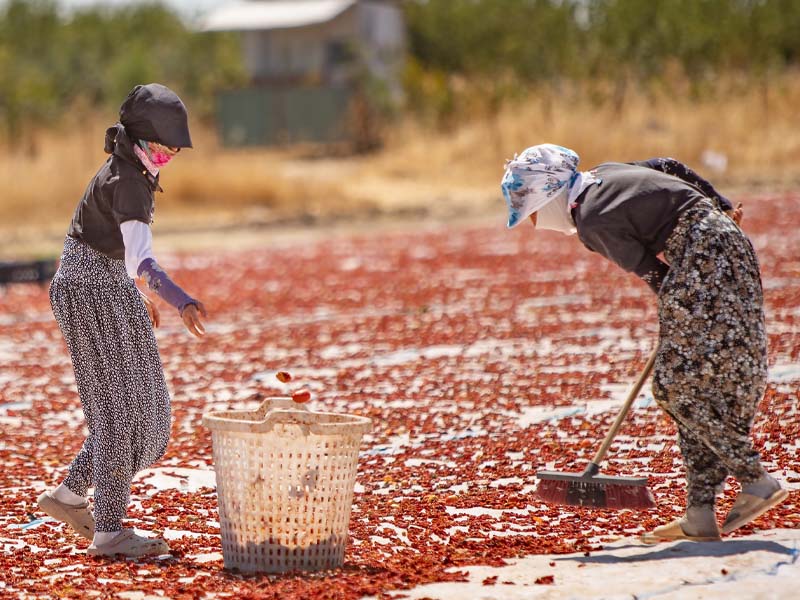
[{"xmin": 202, "ymin": 398, "xmax": 371, "ymax": 573}]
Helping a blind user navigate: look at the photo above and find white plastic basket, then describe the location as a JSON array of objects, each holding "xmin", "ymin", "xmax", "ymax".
[{"xmin": 202, "ymin": 397, "xmax": 372, "ymax": 573}]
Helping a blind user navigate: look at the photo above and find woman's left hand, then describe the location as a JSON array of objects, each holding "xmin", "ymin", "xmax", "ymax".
[
  {"xmin": 727, "ymin": 202, "xmax": 744, "ymax": 225},
  {"xmin": 142, "ymin": 293, "xmax": 161, "ymax": 328},
  {"xmin": 181, "ymin": 302, "xmax": 207, "ymax": 338}
]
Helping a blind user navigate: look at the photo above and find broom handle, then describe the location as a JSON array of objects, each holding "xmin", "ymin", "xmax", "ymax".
[{"xmin": 582, "ymin": 346, "xmax": 658, "ymax": 477}]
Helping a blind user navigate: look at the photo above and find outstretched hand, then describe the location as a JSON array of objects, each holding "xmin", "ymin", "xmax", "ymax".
[
  {"xmin": 182, "ymin": 302, "xmax": 207, "ymax": 338},
  {"xmin": 141, "ymin": 293, "xmax": 161, "ymax": 328},
  {"xmin": 727, "ymin": 202, "xmax": 744, "ymax": 226}
]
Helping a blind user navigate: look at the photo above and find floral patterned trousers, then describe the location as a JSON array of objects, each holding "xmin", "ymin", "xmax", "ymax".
[
  {"xmin": 50, "ymin": 237, "xmax": 172, "ymax": 532},
  {"xmin": 653, "ymin": 201, "xmax": 768, "ymax": 508}
]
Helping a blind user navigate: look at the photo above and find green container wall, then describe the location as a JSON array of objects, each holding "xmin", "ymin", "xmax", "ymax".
[{"xmin": 216, "ymin": 87, "xmax": 352, "ymax": 146}]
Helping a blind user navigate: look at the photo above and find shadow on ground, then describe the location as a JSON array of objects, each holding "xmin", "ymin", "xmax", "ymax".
[{"xmin": 557, "ymin": 539, "xmax": 799, "ymax": 565}]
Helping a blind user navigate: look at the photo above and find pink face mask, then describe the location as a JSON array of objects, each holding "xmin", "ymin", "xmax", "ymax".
[{"xmin": 148, "ymin": 142, "xmax": 178, "ymax": 167}]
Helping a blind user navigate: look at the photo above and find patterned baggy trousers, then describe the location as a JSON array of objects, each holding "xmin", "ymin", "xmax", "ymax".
[
  {"xmin": 653, "ymin": 201, "xmax": 768, "ymax": 508},
  {"xmin": 49, "ymin": 237, "xmax": 171, "ymax": 532}
]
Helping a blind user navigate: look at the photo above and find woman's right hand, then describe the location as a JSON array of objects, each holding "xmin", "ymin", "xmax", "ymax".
[
  {"xmin": 140, "ymin": 292, "xmax": 161, "ymax": 328},
  {"xmin": 181, "ymin": 302, "xmax": 207, "ymax": 338}
]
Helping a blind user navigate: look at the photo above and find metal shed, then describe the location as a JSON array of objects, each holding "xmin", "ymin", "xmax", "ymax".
[{"xmin": 202, "ymin": 0, "xmax": 405, "ymax": 146}]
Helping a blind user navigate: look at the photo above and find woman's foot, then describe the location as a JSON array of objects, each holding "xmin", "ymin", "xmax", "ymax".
[
  {"xmin": 37, "ymin": 489, "xmax": 95, "ymax": 540},
  {"xmin": 87, "ymin": 529, "xmax": 169, "ymax": 558},
  {"xmin": 722, "ymin": 475, "xmax": 789, "ymax": 534},
  {"xmin": 641, "ymin": 506, "xmax": 721, "ymax": 544}
]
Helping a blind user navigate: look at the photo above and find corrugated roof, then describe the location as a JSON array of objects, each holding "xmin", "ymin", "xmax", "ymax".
[{"xmin": 201, "ymin": 0, "xmax": 357, "ymax": 32}]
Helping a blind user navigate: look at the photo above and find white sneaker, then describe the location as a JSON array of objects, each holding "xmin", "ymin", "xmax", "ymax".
[{"xmin": 87, "ymin": 530, "xmax": 169, "ymax": 558}]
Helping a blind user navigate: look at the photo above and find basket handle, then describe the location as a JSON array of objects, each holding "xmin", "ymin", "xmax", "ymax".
[
  {"xmin": 203, "ymin": 396, "xmax": 373, "ymax": 435},
  {"xmin": 250, "ymin": 407, "xmax": 373, "ymax": 435},
  {"xmin": 250, "ymin": 408, "xmax": 315, "ymax": 435},
  {"xmin": 254, "ymin": 396, "xmax": 310, "ymax": 420}
]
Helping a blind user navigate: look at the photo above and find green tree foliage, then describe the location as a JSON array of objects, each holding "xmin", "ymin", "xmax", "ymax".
[
  {"xmin": 0, "ymin": 0, "xmax": 64, "ymax": 140},
  {"xmin": 404, "ymin": 0, "xmax": 800, "ymax": 123},
  {"xmin": 3, "ymin": 0, "xmax": 800, "ymax": 142},
  {"xmin": 407, "ymin": 0, "xmax": 580, "ymax": 82},
  {"xmin": 0, "ymin": 0, "xmax": 245, "ymax": 145}
]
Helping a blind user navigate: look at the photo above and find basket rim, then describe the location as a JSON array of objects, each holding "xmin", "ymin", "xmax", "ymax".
[{"xmin": 202, "ymin": 396, "xmax": 372, "ymax": 435}]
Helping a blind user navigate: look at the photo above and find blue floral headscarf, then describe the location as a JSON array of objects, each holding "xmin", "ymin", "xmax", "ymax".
[{"xmin": 501, "ymin": 144, "xmax": 588, "ymax": 229}]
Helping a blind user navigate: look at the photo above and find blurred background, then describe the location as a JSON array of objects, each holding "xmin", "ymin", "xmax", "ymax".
[{"xmin": 1, "ymin": 0, "xmax": 800, "ymax": 262}]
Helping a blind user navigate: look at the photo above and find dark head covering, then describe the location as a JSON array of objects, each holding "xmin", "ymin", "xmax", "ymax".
[{"xmin": 119, "ymin": 83, "xmax": 193, "ymax": 149}]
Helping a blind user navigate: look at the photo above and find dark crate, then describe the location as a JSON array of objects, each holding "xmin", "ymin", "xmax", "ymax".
[{"xmin": 0, "ymin": 259, "xmax": 58, "ymax": 286}]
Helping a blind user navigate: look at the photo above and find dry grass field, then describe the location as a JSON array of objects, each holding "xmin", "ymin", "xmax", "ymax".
[{"xmin": 2, "ymin": 75, "xmax": 800, "ymax": 259}]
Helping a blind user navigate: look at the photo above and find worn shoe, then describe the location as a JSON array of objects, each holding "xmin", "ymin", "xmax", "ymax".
[
  {"xmin": 641, "ymin": 505, "xmax": 721, "ymax": 544},
  {"xmin": 87, "ymin": 530, "xmax": 169, "ymax": 558},
  {"xmin": 37, "ymin": 490, "xmax": 95, "ymax": 540},
  {"xmin": 721, "ymin": 488, "xmax": 789, "ymax": 534}
]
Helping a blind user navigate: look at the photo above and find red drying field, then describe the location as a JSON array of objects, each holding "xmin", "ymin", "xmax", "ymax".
[{"xmin": 1, "ymin": 194, "xmax": 798, "ymax": 599}]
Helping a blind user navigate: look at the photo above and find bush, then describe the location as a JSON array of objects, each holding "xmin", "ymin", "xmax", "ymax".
[{"xmin": 0, "ymin": 0, "xmax": 245, "ymax": 147}]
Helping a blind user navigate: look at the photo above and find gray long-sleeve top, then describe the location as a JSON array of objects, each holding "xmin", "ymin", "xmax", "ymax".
[{"xmin": 572, "ymin": 158, "xmax": 732, "ymax": 293}]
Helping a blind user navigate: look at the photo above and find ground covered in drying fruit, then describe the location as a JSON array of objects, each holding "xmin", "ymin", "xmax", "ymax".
[{"xmin": 1, "ymin": 193, "xmax": 798, "ymax": 599}]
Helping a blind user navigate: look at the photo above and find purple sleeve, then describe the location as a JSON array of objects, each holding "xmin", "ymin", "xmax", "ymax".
[{"xmin": 137, "ymin": 258, "xmax": 197, "ymax": 314}]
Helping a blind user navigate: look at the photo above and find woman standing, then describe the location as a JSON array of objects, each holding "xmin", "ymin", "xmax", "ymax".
[
  {"xmin": 501, "ymin": 144, "xmax": 787, "ymax": 542},
  {"xmin": 37, "ymin": 84, "xmax": 206, "ymax": 557}
]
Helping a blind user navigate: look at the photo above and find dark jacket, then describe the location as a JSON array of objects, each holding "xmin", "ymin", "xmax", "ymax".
[
  {"xmin": 67, "ymin": 84, "xmax": 192, "ymax": 260},
  {"xmin": 67, "ymin": 125, "xmax": 158, "ymax": 260},
  {"xmin": 572, "ymin": 158, "xmax": 732, "ymax": 293}
]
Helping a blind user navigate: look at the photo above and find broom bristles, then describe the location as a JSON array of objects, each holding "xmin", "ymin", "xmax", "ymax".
[{"xmin": 535, "ymin": 477, "xmax": 656, "ymax": 509}]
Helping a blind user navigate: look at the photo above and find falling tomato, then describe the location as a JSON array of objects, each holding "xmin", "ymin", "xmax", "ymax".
[
  {"xmin": 276, "ymin": 371, "xmax": 292, "ymax": 383},
  {"xmin": 291, "ymin": 389, "xmax": 311, "ymax": 403}
]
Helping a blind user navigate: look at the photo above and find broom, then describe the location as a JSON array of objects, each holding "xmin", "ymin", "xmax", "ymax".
[{"xmin": 534, "ymin": 347, "xmax": 658, "ymax": 509}]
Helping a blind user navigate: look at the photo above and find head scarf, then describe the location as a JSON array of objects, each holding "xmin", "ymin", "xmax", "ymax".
[
  {"xmin": 535, "ymin": 188, "xmax": 577, "ymax": 235},
  {"xmin": 119, "ymin": 83, "xmax": 193, "ymax": 149},
  {"xmin": 500, "ymin": 143, "xmax": 600, "ymax": 231}
]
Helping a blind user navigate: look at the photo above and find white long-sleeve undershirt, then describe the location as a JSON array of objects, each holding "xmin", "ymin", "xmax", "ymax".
[{"xmin": 120, "ymin": 220, "xmax": 155, "ymax": 278}]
